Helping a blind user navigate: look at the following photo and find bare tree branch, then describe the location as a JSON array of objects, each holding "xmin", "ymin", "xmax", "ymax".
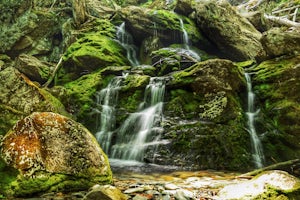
[
  {"xmin": 43, "ymin": 56, "xmax": 63, "ymax": 88},
  {"xmin": 264, "ymin": 13, "xmax": 300, "ymax": 27}
]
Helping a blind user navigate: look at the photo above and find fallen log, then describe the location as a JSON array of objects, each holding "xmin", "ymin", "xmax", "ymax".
[{"xmin": 240, "ymin": 159, "xmax": 300, "ymax": 178}]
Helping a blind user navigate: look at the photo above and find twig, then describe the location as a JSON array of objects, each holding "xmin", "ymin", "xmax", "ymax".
[
  {"xmin": 271, "ymin": 5, "xmax": 299, "ymax": 14},
  {"xmin": 49, "ymin": 0, "xmax": 57, "ymax": 11},
  {"xmin": 293, "ymin": 7, "xmax": 298, "ymax": 22},
  {"xmin": 43, "ymin": 56, "xmax": 63, "ymax": 88}
]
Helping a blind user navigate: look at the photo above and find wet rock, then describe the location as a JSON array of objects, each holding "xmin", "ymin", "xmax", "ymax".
[
  {"xmin": 216, "ymin": 170, "xmax": 300, "ymax": 199},
  {"xmin": 83, "ymin": 184, "xmax": 127, "ymax": 200},
  {"xmin": 0, "ymin": 112, "xmax": 112, "ymax": 197},
  {"xmin": 152, "ymin": 59, "xmax": 252, "ymax": 170},
  {"xmin": 164, "ymin": 183, "xmax": 179, "ymax": 190},
  {"xmin": 261, "ymin": 27, "xmax": 300, "ymax": 57},
  {"xmin": 195, "ymin": 0, "xmax": 266, "ymax": 61},
  {"xmin": 118, "ymin": 6, "xmax": 205, "ymax": 46}
]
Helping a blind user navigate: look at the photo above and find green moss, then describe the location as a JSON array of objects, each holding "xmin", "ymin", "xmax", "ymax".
[
  {"xmin": 149, "ymin": 10, "xmax": 182, "ymax": 31},
  {"xmin": 3, "ymin": 170, "xmax": 112, "ymax": 197},
  {"xmin": 121, "ymin": 74, "xmax": 150, "ymax": 91},
  {"xmin": 199, "ymin": 91, "xmax": 227, "ymax": 120},
  {"xmin": 167, "ymin": 120, "xmax": 251, "ymax": 170},
  {"xmin": 58, "ymin": 34, "xmax": 129, "ymax": 84},
  {"xmin": 63, "ymin": 35, "xmax": 128, "ymax": 67},
  {"xmin": 63, "ymin": 71, "xmax": 103, "ymax": 129},
  {"xmin": 79, "ymin": 19, "xmax": 116, "ymax": 39},
  {"xmin": 166, "ymin": 89, "xmax": 200, "ymax": 119},
  {"xmin": 119, "ymin": 90, "xmax": 143, "ymax": 113},
  {"xmin": 0, "ymin": 158, "xmax": 19, "ymax": 196}
]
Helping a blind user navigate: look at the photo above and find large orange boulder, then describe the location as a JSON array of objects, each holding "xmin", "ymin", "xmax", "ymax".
[{"xmin": 0, "ymin": 112, "xmax": 112, "ymax": 197}]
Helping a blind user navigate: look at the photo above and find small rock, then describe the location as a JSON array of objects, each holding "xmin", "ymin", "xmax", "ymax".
[
  {"xmin": 124, "ymin": 187, "xmax": 145, "ymax": 194},
  {"xmin": 132, "ymin": 194, "xmax": 149, "ymax": 200},
  {"xmin": 83, "ymin": 185, "xmax": 127, "ymax": 200},
  {"xmin": 164, "ymin": 183, "xmax": 179, "ymax": 190}
]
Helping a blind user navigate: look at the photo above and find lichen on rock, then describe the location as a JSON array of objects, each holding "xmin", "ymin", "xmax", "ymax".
[{"xmin": 0, "ymin": 112, "xmax": 112, "ymax": 197}]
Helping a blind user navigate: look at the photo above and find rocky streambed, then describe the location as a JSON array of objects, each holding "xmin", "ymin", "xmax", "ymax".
[{"xmin": 8, "ymin": 160, "xmax": 300, "ymax": 200}]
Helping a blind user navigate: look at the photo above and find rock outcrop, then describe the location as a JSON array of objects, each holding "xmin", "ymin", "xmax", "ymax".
[
  {"xmin": 0, "ymin": 66, "xmax": 68, "ymax": 136},
  {"xmin": 195, "ymin": 0, "xmax": 266, "ymax": 61}
]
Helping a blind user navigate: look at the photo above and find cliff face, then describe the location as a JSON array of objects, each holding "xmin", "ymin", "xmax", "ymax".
[{"xmin": 0, "ymin": 0, "xmax": 299, "ymax": 195}]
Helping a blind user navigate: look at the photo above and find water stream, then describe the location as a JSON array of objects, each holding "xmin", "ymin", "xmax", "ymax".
[
  {"xmin": 179, "ymin": 18, "xmax": 201, "ymax": 61},
  {"xmin": 111, "ymin": 77, "xmax": 168, "ymax": 161},
  {"xmin": 116, "ymin": 22, "xmax": 140, "ymax": 66},
  {"xmin": 95, "ymin": 75, "xmax": 126, "ymax": 153},
  {"xmin": 245, "ymin": 72, "xmax": 265, "ymax": 168}
]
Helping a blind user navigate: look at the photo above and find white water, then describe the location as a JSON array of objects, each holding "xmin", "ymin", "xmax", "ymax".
[
  {"xmin": 95, "ymin": 75, "xmax": 126, "ymax": 153},
  {"xmin": 245, "ymin": 72, "xmax": 265, "ymax": 168},
  {"xmin": 116, "ymin": 22, "xmax": 140, "ymax": 66},
  {"xmin": 179, "ymin": 18, "xmax": 201, "ymax": 61},
  {"xmin": 111, "ymin": 77, "xmax": 168, "ymax": 161}
]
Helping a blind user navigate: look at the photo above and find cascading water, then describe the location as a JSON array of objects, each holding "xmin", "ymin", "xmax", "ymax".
[
  {"xmin": 245, "ymin": 72, "xmax": 265, "ymax": 168},
  {"xmin": 95, "ymin": 74, "xmax": 126, "ymax": 153},
  {"xmin": 111, "ymin": 77, "xmax": 168, "ymax": 161},
  {"xmin": 179, "ymin": 18, "xmax": 201, "ymax": 61},
  {"xmin": 116, "ymin": 22, "xmax": 140, "ymax": 66}
]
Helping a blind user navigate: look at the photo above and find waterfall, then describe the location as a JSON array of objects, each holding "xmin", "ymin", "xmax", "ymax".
[
  {"xmin": 245, "ymin": 72, "xmax": 265, "ymax": 168},
  {"xmin": 116, "ymin": 22, "xmax": 140, "ymax": 66},
  {"xmin": 111, "ymin": 77, "xmax": 168, "ymax": 161},
  {"xmin": 95, "ymin": 74, "xmax": 126, "ymax": 153},
  {"xmin": 179, "ymin": 18, "xmax": 201, "ymax": 61}
]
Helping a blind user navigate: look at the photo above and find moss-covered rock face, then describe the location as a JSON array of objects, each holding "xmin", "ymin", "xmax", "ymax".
[
  {"xmin": 261, "ymin": 27, "xmax": 300, "ymax": 58},
  {"xmin": 195, "ymin": 0, "xmax": 266, "ymax": 61},
  {"xmin": 0, "ymin": 112, "xmax": 112, "ymax": 197},
  {"xmin": 0, "ymin": 6, "xmax": 62, "ymax": 61},
  {"xmin": 118, "ymin": 6, "xmax": 206, "ymax": 47},
  {"xmin": 59, "ymin": 34, "xmax": 129, "ymax": 84},
  {"xmin": 147, "ymin": 59, "xmax": 252, "ymax": 170},
  {"xmin": 0, "ymin": 67, "xmax": 68, "ymax": 136},
  {"xmin": 251, "ymin": 55, "xmax": 300, "ymax": 163}
]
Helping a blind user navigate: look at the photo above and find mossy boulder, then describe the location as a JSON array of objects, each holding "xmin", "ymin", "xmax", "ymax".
[
  {"xmin": 147, "ymin": 59, "xmax": 253, "ymax": 170},
  {"xmin": 251, "ymin": 55, "xmax": 300, "ymax": 163},
  {"xmin": 59, "ymin": 34, "xmax": 129, "ymax": 84},
  {"xmin": 261, "ymin": 28, "xmax": 300, "ymax": 58},
  {"xmin": 0, "ymin": 112, "xmax": 112, "ymax": 197},
  {"xmin": 15, "ymin": 54, "xmax": 52, "ymax": 84},
  {"xmin": 151, "ymin": 120, "xmax": 251, "ymax": 170},
  {"xmin": 195, "ymin": 0, "xmax": 266, "ymax": 61},
  {"xmin": 0, "ymin": 66, "xmax": 68, "ymax": 136}
]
